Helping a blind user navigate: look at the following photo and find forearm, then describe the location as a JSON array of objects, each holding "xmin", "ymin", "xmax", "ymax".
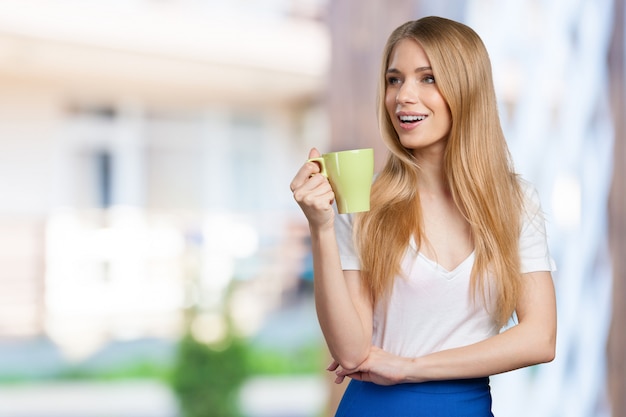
[
  {"xmin": 406, "ymin": 271, "xmax": 557, "ymax": 382},
  {"xmin": 311, "ymin": 225, "xmax": 371, "ymax": 370},
  {"xmin": 405, "ymin": 321, "xmax": 556, "ymax": 382},
  {"xmin": 334, "ymin": 319, "xmax": 555, "ymax": 386}
]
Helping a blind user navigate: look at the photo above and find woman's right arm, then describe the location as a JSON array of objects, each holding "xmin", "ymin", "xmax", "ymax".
[{"xmin": 290, "ymin": 148, "xmax": 373, "ymax": 370}]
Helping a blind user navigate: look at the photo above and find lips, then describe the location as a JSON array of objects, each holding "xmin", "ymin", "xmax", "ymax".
[
  {"xmin": 399, "ymin": 114, "xmax": 426, "ymax": 123},
  {"xmin": 396, "ymin": 112, "xmax": 427, "ymax": 129}
]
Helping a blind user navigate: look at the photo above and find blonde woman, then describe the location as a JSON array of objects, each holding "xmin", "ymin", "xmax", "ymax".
[{"xmin": 290, "ymin": 16, "xmax": 556, "ymax": 416}]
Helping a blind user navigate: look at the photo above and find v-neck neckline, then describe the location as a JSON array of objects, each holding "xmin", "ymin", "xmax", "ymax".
[
  {"xmin": 417, "ymin": 250, "xmax": 475, "ymax": 280},
  {"xmin": 408, "ymin": 236, "xmax": 474, "ymax": 280}
]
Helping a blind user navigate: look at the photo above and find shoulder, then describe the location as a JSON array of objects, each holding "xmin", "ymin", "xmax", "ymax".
[
  {"xmin": 516, "ymin": 178, "xmax": 556, "ymax": 272},
  {"xmin": 517, "ymin": 177, "xmax": 544, "ymax": 221},
  {"xmin": 518, "ymin": 177, "xmax": 540, "ymax": 204}
]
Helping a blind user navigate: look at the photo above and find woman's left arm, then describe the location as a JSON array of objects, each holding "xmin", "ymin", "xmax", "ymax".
[{"xmin": 333, "ymin": 270, "xmax": 556, "ymax": 385}]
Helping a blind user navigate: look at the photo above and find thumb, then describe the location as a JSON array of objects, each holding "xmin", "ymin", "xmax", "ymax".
[{"xmin": 308, "ymin": 147, "xmax": 321, "ymax": 159}]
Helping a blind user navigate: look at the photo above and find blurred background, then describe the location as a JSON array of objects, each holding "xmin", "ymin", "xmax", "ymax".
[{"xmin": 0, "ymin": 0, "xmax": 623, "ymax": 416}]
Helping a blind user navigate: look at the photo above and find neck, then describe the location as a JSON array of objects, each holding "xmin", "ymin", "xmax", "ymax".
[{"xmin": 413, "ymin": 150, "xmax": 449, "ymax": 197}]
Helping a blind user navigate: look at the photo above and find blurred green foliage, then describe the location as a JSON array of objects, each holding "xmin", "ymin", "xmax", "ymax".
[
  {"xmin": 245, "ymin": 343, "xmax": 324, "ymax": 375},
  {"xmin": 169, "ymin": 331, "xmax": 325, "ymax": 417},
  {"xmin": 171, "ymin": 334, "xmax": 248, "ymax": 417},
  {"xmin": 59, "ymin": 359, "xmax": 171, "ymax": 381}
]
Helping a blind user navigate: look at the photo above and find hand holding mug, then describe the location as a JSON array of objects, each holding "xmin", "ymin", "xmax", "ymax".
[
  {"xmin": 307, "ymin": 148, "xmax": 374, "ymax": 214},
  {"xmin": 290, "ymin": 148, "xmax": 337, "ymax": 229},
  {"xmin": 291, "ymin": 147, "xmax": 374, "ymax": 227}
]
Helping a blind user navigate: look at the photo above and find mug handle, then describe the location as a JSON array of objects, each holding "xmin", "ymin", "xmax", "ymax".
[{"xmin": 307, "ymin": 157, "xmax": 327, "ymax": 177}]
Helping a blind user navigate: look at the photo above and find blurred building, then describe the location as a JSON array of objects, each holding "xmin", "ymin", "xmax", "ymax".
[
  {"xmin": 0, "ymin": 1, "xmax": 623, "ymax": 417},
  {"xmin": 0, "ymin": 0, "xmax": 330, "ymax": 358}
]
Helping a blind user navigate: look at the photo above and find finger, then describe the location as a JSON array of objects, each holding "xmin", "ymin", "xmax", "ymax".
[
  {"xmin": 326, "ymin": 360, "xmax": 339, "ymax": 371},
  {"xmin": 342, "ymin": 372, "xmax": 362, "ymax": 382},
  {"xmin": 293, "ymin": 174, "xmax": 334, "ymax": 205},
  {"xmin": 306, "ymin": 148, "xmax": 324, "ymax": 175},
  {"xmin": 303, "ymin": 172, "xmax": 332, "ymax": 196},
  {"xmin": 308, "ymin": 147, "xmax": 321, "ymax": 159},
  {"xmin": 298, "ymin": 188, "xmax": 335, "ymax": 212},
  {"xmin": 290, "ymin": 160, "xmax": 322, "ymax": 192}
]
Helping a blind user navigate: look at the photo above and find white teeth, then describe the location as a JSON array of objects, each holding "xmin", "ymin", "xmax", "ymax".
[{"xmin": 399, "ymin": 115, "xmax": 426, "ymax": 122}]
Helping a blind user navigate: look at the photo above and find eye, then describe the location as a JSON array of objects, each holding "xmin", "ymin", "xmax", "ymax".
[
  {"xmin": 386, "ymin": 76, "xmax": 402, "ymax": 86},
  {"xmin": 422, "ymin": 74, "xmax": 435, "ymax": 84}
]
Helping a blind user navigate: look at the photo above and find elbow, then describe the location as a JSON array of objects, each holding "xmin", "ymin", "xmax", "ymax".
[
  {"xmin": 535, "ymin": 345, "xmax": 555, "ymax": 364},
  {"xmin": 533, "ymin": 333, "xmax": 556, "ymax": 364},
  {"xmin": 334, "ymin": 347, "xmax": 370, "ymax": 371},
  {"xmin": 542, "ymin": 340, "xmax": 556, "ymax": 363},
  {"xmin": 520, "ymin": 318, "xmax": 556, "ymax": 365},
  {"xmin": 543, "ymin": 327, "xmax": 557, "ymax": 363},
  {"xmin": 337, "ymin": 355, "xmax": 368, "ymax": 372}
]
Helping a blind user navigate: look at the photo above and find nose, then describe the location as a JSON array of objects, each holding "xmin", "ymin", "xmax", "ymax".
[{"xmin": 396, "ymin": 81, "xmax": 418, "ymax": 104}]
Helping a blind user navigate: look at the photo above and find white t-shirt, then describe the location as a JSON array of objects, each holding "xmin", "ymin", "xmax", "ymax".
[{"xmin": 334, "ymin": 179, "xmax": 556, "ymax": 358}]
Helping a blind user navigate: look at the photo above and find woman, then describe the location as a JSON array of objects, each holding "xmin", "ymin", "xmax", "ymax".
[{"xmin": 290, "ymin": 16, "xmax": 556, "ymax": 416}]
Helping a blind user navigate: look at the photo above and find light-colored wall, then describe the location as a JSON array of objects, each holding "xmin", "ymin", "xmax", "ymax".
[{"xmin": 0, "ymin": 2, "xmax": 330, "ymax": 346}]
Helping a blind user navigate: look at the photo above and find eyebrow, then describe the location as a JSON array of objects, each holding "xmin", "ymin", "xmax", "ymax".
[{"xmin": 386, "ymin": 66, "xmax": 432, "ymax": 74}]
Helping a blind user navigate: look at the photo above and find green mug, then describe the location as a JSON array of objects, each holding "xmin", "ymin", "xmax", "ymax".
[{"xmin": 308, "ymin": 148, "xmax": 374, "ymax": 214}]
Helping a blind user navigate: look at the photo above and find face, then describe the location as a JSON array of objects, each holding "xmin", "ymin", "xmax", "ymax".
[{"xmin": 384, "ymin": 38, "xmax": 452, "ymax": 157}]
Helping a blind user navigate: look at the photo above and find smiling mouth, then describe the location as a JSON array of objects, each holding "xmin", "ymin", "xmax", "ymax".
[{"xmin": 399, "ymin": 115, "xmax": 426, "ymax": 123}]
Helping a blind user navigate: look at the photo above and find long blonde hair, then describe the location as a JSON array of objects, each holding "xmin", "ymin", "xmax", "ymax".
[{"xmin": 356, "ymin": 16, "xmax": 523, "ymax": 327}]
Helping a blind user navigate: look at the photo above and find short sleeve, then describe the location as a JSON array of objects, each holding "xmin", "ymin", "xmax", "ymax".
[
  {"xmin": 333, "ymin": 206, "xmax": 361, "ymax": 270},
  {"xmin": 519, "ymin": 180, "xmax": 557, "ymax": 273}
]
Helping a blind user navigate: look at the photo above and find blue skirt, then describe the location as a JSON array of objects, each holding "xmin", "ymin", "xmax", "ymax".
[{"xmin": 335, "ymin": 378, "xmax": 494, "ymax": 417}]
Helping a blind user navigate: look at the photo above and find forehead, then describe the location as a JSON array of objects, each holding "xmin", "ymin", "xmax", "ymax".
[{"xmin": 387, "ymin": 38, "xmax": 431, "ymax": 69}]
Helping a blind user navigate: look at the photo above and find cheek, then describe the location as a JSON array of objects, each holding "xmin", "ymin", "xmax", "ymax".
[
  {"xmin": 384, "ymin": 92, "xmax": 396, "ymax": 118},
  {"xmin": 428, "ymin": 95, "xmax": 451, "ymax": 122}
]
